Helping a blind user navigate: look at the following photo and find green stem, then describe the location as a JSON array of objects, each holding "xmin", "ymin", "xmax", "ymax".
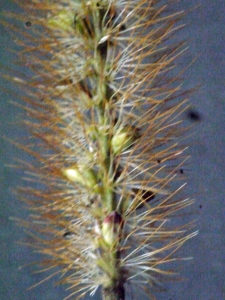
[{"xmin": 93, "ymin": 6, "xmax": 124, "ymax": 298}]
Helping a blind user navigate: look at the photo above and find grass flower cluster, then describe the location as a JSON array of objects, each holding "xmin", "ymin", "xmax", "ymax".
[{"xmin": 5, "ymin": 0, "xmax": 197, "ymax": 299}]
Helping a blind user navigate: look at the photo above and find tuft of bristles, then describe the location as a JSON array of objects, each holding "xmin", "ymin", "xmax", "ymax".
[{"xmin": 5, "ymin": 0, "xmax": 197, "ymax": 299}]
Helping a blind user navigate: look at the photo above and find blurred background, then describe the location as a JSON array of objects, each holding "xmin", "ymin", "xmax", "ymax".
[{"xmin": 0, "ymin": 0, "xmax": 224, "ymax": 299}]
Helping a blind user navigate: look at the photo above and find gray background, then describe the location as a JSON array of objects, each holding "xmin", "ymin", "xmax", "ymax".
[{"xmin": 0, "ymin": 0, "xmax": 224, "ymax": 299}]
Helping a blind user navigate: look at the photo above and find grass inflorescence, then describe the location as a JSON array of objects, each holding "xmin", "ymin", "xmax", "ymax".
[{"xmin": 5, "ymin": 0, "xmax": 197, "ymax": 299}]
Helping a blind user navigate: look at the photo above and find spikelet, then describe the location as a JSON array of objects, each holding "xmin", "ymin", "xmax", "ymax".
[{"xmin": 5, "ymin": 0, "xmax": 197, "ymax": 299}]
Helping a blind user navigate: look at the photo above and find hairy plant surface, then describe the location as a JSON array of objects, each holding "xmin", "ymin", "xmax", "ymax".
[{"xmin": 5, "ymin": 0, "xmax": 197, "ymax": 299}]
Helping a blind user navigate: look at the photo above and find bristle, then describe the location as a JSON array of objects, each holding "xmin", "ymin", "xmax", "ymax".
[{"xmin": 5, "ymin": 1, "xmax": 197, "ymax": 299}]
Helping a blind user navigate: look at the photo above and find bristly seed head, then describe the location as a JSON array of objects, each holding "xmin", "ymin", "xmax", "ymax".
[{"xmin": 5, "ymin": 0, "xmax": 198, "ymax": 299}]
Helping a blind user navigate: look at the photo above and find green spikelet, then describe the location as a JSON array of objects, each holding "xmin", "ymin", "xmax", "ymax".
[{"xmin": 5, "ymin": 0, "xmax": 198, "ymax": 299}]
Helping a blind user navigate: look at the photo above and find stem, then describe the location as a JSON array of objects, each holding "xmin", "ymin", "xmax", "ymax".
[
  {"xmin": 102, "ymin": 285, "xmax": 125, "ymax": 300},
  {"xmin": 101, "ymin": 247, "xmax": 125, "ymax": 300}
]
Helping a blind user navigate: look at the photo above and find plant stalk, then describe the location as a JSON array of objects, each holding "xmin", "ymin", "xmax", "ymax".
[{"xmin": 102, "ymin": 285, "xmax": 125, "ymax": 300}]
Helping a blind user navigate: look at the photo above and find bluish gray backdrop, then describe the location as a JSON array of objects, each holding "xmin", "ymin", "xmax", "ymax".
[{"xmin": 0, "ymin": 0, "xmax": 224, "ymax": 299}]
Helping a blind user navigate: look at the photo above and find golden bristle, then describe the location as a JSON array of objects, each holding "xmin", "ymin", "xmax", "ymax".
[{"xmin": 4, "ymin": 1, "xmax": 197, "ymax": 299}]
